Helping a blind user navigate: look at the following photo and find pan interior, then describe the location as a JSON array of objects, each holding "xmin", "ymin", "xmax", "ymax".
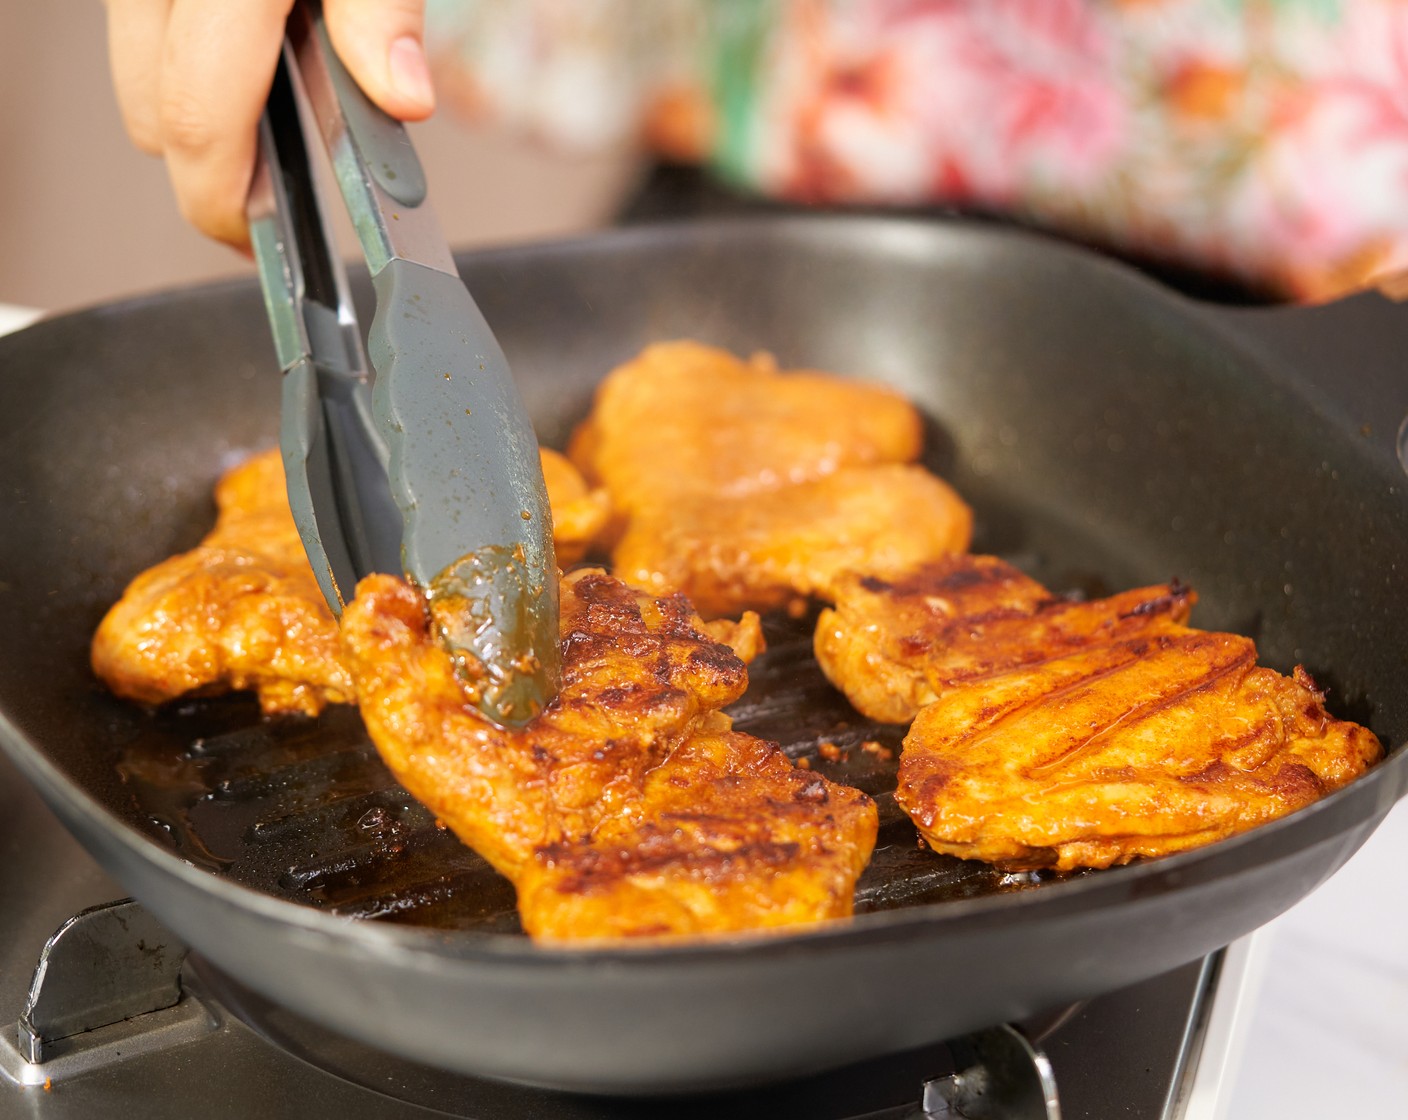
[{"xmin": 2, "ymin": 219, "xmax": 1404, "ymax": 939}]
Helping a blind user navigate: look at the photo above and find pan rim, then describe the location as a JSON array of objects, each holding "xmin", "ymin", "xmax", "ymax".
[{"xmin": 0, "ymin": 212, "xmax": 1267, "ymax": 341}]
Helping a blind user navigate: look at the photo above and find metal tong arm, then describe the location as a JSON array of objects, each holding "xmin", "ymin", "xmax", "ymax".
[
  {"xmin": 251, "ymin": 0, "xmax": 560, "ymax": 725},
  {"xmin": 248, "ymin": 31, "xmax": 402, "ymax": 612},
  {"xmin": 281, "ymin": 2, "xmax": 454, "ymax": 279}
]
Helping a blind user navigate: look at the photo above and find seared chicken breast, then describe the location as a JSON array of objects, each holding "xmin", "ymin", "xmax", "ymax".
[
  {"xmin": 91, "ymin": 449, "xmax": 355, "ymax": 716},
  {"xmin": 341, "ymin": 569, "xmax": 876, "ymax": 939},
  {"xmin": 569, "ymin": 340, "xmax": 924, "ymax": 513},
  {"xmin": 817, "ymin": 556, "xmax": 1381, "ymax": 870},
  {"xmin": 616, "ymin": 465, "xmax": 972, "ymax": 618},
  {"xmin": 569, "ymin": 341, "xmax": 971, "ymax": 616},
  {"xmin": 816, "ymin": 556, "xmax": 1193, "ymax": 724},
  {"xmin": 92, "ymin": 446, "xmax": 611, "ymax": 715}
]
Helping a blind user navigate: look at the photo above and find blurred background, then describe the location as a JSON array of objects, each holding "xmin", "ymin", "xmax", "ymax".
[{"xmin": 0, "ymin": 5, "xmax": 641, "ymax": 314}]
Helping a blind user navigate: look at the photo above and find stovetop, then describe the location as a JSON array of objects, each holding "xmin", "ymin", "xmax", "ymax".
[{"xmin": 1, "ymin": 747, "xmax": 1245, "ymax": 1120}]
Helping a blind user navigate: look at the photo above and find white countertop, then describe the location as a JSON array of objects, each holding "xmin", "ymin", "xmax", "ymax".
[
  {"xmin": 2, "ymin": 302, "xmax": 1405, "ymax": 1116},
  {"xmin": 1227, "ymin": 799, "xmax": 1408, "ymax": 1118}
]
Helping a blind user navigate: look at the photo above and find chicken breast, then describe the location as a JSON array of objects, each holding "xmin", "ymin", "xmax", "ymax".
[
  {"xmin": 900, "ymin": 633, "xmax": 1382, "ymax": 870},
  {"xmin": 568, "ymin": 340, "xmax": 971, "ymax": 616},
  {"xmin": 522, "ymin": 724, "xmax": 876, "ymax": 939},
  {"xmin": 340, "ymin": 569, "xmax": 876, "ymax": 939},
  {"xmin": 92, "ymin": 446, "xmax": 612, "ymax": 715},
  {"xmin": 815, "ymin": 556, "xmax": 1193, "ymax": 723},
  {"xmin": 616, "ymin": 465, "xmax": 972, "ymax": 618},
  {"xmin": 538, "ymin": 447, "xmax": 610, "ymax": 566},
  {"xmin": 569, "ymin": 340, "xmax": 924, "ymax": 512},
  {"xmin": 816, "ymin": 556, "xmax": 1381, "ymax": 870},
  {"xmin": 91, "ymin": 449, "xmax": 355, "ymax": 716}
]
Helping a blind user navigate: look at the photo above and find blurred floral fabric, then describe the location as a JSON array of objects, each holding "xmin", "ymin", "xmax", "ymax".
[{"xmin": 427, "ymin": 0, "xmax": 1408, "ymax": 301}]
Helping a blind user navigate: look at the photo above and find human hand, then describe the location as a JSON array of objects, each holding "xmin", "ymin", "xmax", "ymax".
[{"xmin": 104, "ymin": 0, "xmax": 435, "ymax": 250}]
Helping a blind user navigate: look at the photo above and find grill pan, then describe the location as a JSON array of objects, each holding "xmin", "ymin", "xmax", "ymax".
[{"xmin": 2, "ymin": 217, "xmax": 1407, "ymax": 1093}]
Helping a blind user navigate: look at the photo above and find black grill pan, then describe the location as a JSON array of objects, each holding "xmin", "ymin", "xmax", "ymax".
[{"xmin": 1, "ymin": 217, "xmax": 1406, "ymax": 1092}]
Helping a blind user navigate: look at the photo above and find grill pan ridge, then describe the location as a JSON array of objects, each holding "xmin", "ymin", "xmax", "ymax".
[{"xmin": 115, "ymin": 606, "xmax": 1071, "ymax": 935}]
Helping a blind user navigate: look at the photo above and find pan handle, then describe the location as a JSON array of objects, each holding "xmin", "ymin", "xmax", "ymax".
[{"xmin": 1197, "ymin": 292, "xmax": 1408, "ymax": 478}]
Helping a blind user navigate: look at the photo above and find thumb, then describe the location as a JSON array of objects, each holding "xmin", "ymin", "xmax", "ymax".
[{"xmin": 324, "ymin": 0, "xmax": 435, "ymax": 121}]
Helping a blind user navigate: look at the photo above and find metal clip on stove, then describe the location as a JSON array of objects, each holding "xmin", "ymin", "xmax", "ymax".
[
  {"xmin": 918, "ymin": 1024, "xmax": 1061, "ymax": 1120},
  {"xmin": 9, "ymin": 901, "xmax": 210, "ymax": 1083}
]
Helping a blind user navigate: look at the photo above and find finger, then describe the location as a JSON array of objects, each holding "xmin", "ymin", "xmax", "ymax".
[
  {"xmin": 104, "ymin": 0, "xmax": 173, "ymax": 154},
  {"xmin": 160, "ymin": 0, "xmax": 293, "ymax": 247},
  {"xmin": 325, "ymin": 0, "xmax": 435, "ymax": 121}
]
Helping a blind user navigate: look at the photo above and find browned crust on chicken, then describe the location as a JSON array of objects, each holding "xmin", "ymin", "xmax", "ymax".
[
  {"xmin": 522, "ymin": 726, "xmax": 877, "ymax": 939},
  {"xmin": 91, "ymin": 447, "xmax": 618, "ymax": 716},
  {"xmin": 898, "ymin": 633, "xmax": 1381, "ymax": 870},
  {"xmin": 91, "ymin": 449, "xmax": 354, "ymax": 716},
  {"xmin": 615, "ymin": 465, "xmax": 973, "ymax": 619},
  {"xmin": 340, "ymin": 569, "xmax": 876, "ymax": 939},
  {"xmin": 568, "ymin": 341, "xmax": 971, "ymax": 617},
  {"xmin": 818, "ymin": 555, "xmax": 1381, "ymax": 871},
  {"xmin": 816, "ymin": 556, "xmax": 1193, "ymax": 723}
]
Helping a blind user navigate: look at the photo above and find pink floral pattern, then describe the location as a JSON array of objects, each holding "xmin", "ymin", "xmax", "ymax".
[{"xmin": 428, "ymin": 0, "xmax": 1408, "ymax": 301}]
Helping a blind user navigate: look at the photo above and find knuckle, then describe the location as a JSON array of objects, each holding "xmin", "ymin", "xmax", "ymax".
[
  {"xmin": 159, "ymin": 90, "xmax": 219, "ymax": 155},
  {"xmin": 112, "ymin": 83, "xmax": 165, "ymax": 154}
]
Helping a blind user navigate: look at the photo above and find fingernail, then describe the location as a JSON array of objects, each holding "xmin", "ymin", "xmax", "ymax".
[{"xmin": 389, "ymin": 35, "xmax": 435, "ymax": 110}]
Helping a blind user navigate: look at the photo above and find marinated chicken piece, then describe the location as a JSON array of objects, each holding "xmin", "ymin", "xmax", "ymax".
[
  {"xmin": 522, "ymin": 724, "xmax": 877, "ymax": 939},
  {"xmin": 617, "ymin": 465, "xmax": 972, "ymax": 618},
  {"xmin": 569, "ymin": 340, "xmax": 924, "ymax": 514},
  {"xmin": 569, "ymin": 340, "xmax": 971, "ymax": 616},
  {"xmin": 340, "ymin": 569, "xmax": 875, "ymax": 939},
  {"xmin": 93, "ymin": 447, "xmax": 613, "ymax": 716},
  {"xmin": 899, "ymin": 632, "xmax": 1382, "ymax": 870},
  {"xmin": 538, "ymin": 448, "xmax": 610, "ymax": 565},
  {"xmin": 816, "ymin": 556, "xmax": 1193, "ymax": 723},
  {"xmin": 816, "ymin": 556, "xmax": 1382, "ymax": 870},
  {"xmin": 91, "ymin": 449, "xmax": 354, "ymax": 716}
]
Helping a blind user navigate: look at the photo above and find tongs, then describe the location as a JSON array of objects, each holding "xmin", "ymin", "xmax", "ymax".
[{"xmin": 246, "ymin": 0, "xmax": 559, "ymax": 725}]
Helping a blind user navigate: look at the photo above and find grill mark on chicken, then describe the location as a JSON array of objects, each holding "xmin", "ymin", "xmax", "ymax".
[
  {"xmin": 1023, "ymin": 639, "xmax": 1257, "ymax": 778},
  {"xmin": 819, "ymin": 565, "xmax": 1199, "ymax": 724},
  {"xmin": 341, "ymin": 569, "xmax": 877, "ymax": 940},
  {"xmin": 819, "ymin": 554, "xmax": 1382, "ymax": 871}
]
